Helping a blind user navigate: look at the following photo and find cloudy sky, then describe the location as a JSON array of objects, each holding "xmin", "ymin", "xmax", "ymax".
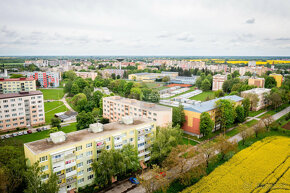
[{"xmin": 0, "ymin": 0, "xmax": 290, "ymax": 56}]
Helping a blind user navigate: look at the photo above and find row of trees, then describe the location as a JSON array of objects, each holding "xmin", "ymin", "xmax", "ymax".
[{"xmin": 195, "ymin": 74, "xmax": 213, "ymax": 91}]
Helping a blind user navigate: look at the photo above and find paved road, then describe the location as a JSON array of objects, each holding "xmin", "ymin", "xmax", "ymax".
[{"xmin": 106, "ymin": 107, "xmax": 290, "ymax": 193}]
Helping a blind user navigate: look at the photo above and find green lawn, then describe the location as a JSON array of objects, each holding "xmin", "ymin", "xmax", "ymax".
[
  {"xmin": 182, "ymin": 137, "xmax": 199, "ymax": 146},
  {"xmin": 189, "ymin": 91, "xmax": 215, "ymax": 101},
  {"xmin": 2, "ymin": 123, "xmax": 77, "ymax": 144},
  {"xmin": 226, "ymin": 127, "xmax": 240, "ymax": 137},
  {"xmin": 44, "ymin": 101, "xmax": 68, "ymax": 124},
  {"xmin": 245, "ymin": 119, "xmax": 258, "ymax": 127},
  {"xmin": 248, "ymin": 109, "xmax": 266, "ymax": 117},
  {"xmin": 39, "ymin": 88, "xmax": 65, "ymax": 100}
]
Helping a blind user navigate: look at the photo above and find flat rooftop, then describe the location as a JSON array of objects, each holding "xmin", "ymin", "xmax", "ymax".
[
  {"xmin": 0, "ymin": 90, "xmax": 42, "ymax": 99},
  {"xmin": 105, "ymin": 96, "xmax": 172, "ymax": 112},
  {"xmin": 0, "ymin": 77, "xmax": 35, "ymax": 82},
  {"xmin": 241, "ymin": 88, "xmax": 271, "ymax": 94},
  {"xmin": 184, "ymin": 95, "xmax": 244, "ymax": 113},
  {"xmin": 24, "ymin": 118, "xmax": 154, "ymax": 155}
]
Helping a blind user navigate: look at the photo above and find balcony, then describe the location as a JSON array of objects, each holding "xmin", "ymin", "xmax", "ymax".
[
  {"xmin": 66, "ymin": 178, "xmax": 77, "ymax": 185},
  {"xmin": 138, "ymin": 145, "xmax": 145, "ymax": 151},
  {"xmin": 144, "ymin": 156, "xmax": 151, "ymax": 162},
  {"xmin": 65, "ymin": 170, "xmax": 77, "ymax": 178},
  {"xmin": 65, "ymin": 161, "xmax": 76, "ymax": 169},
  {"xmin": 59, "ymin": 182, "xmax": 66, "ymax": 188},
  {"xmin": 52, "ymin": 157, "xmax": 64, "ymax": 163},
  {"xmin": 58, "ymin": 174, "xmax": 65, "ymax": 179},
  {"xmin": 138, "ymin": 152, "xmax": 146, "ymax": 157},
  {"xmin": 65, "ymin": 153, "xmax": 75, "ymax": 159}
]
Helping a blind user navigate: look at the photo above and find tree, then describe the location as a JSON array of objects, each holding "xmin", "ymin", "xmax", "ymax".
[
  {"xmin": 123, "ymin": 82, "xmax": 134, "ymax": 97},
  {"xmin": 214, "ymin": 90, "xmax": 225, "ymax": 98},
  {"xmin": 10, "ymin": 74, "xmax": 25, "ymax": 78},
  {"xmin": 162, "ymin": 76, "xmax": 170, "ymax": 82},
  {"xmin": 199, "ymin": 140, "xmax": 216, "ymax": 168},
  {"xmin": 36, "ymin": 80, "xmax": 41, "ymax": 87},
  {"xmin": 200, "ymin": 112, "xmax": 214, "ymax": 137},
  {"xmin": 76, "ymin": 111, "xmax": 95, "ymax": 130},
  {"xmin": 242, "ymin": 98, "xmax": 250, "ymax": 117},
  {"xmin": 201, "ymin": 79, "xmax": 211, "ymax": 91},
  {"xmin": 265, "ymin": 76, "xmax": 277, "ymax": 88},
  {"xmin": 235, "ymin": 105, "xmax": 245, "ymax": 123},
  {"xmin": 237, "ymin": 124, "xmax": 251, "ymax": 145},
  {"xmin": 149, "ymin": 90, "xmax": 160, "ymax": 103},
  {"xmin": 268, "ymin": 92, "xmax": 282, "ymax": 109},
  {"xmin": 172, "ymin": 104, "xmax": 186, "ymax": 127},
  {"xmin": 222, "ymin": 80, "xmax": 231, "ymax": 93},
  {"xmin": 215, "ymin": 134, "xmax": 237, "ymax": 161},
  {"xmin": 244, "ymin": 71, "xmax": 252, "ymax": 76},
  {"xmin": 93, "ymin": 145, "xmax": 140, "ymax": 189},
  {"xmin": 71, "ymin": 83, "xmax": 80, "ymax": 96},
  {"xmin": 83, "ymin": 86, "xmax": 92, "ymax": 100},
  {"xmin": 195, "ymin": 77, "xmax": 202, "ymax": 88},
  {"xmin": 64, "ymin": 79, "xmax": 73, "ymax": 95},
  {"xmin": 261, "ymin": 114, "xmax": 274, "ymax": 131},
  {"xmin": 215, "ymin": 99, "xmax": 236, "ymax": 133},
  {"xmin": 0, "ymin": 146, "xmax": 27, "ymax": 193},
  {"xmin": 252, "ymin": 121, "xmax": 265, "ymax": 138},
  {"xmin": 244, "ymin": 93, "xmax": 259, "ymax": 111},
  {"xmin": 24, "ymin": 162, "xmax": 59, "ymax": 193},
  {"xmin": 151, "ymin": 125, "xmax": 183, "ymax": 164},
  {"xmin": 51, "ymin": 117, "xmax": 61, "ymax": 129},
  {"xmin": 232, "ymin": 70, "xmax": 240, "ymax": 78},
  {"xmin": 64, "ymin": 70, "xmax": 77, "ymax": 80},
  {"xmin": 142, "ymin": 88, "xmax": 152, "ymax": 101},
  {"xmin": 129, "ymin": 87, "xmax": 143, "ymax": 100},
  {"xmin": 111, "ymin": 73, "xmax": 116, "ymax": 79}
]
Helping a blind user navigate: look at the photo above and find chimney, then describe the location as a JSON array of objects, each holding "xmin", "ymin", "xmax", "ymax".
[
  {"xmin": 50, "ymin": 131, "xmax": 66, "ymax": 144},
  {"xmin": 122, "ymin": 116, "xmax": 134, "ymax": 125}
]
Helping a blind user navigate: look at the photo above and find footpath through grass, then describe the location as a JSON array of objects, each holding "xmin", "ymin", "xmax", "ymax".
[
  {"xmin": 189, "ymin": 91, "xmax": 215, "ymax": 101},
  {"xmin": 39, "ymin": 88, "xmax": 65, "ymax": 100},
  {"xmin": 44, "ymin": 101, "xmax": 68, "ymax": 124},
  {"xmin": 258, "ymin": 103, "xmax": 290, "ymax": 118},
  {"xmin": 248, "ymin": 109, "xmax": 266, "ymax": 117}
]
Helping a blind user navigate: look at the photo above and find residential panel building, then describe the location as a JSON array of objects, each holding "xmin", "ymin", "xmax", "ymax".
[
  {"xmin": 269, "ymin": 73, "xmax": 283, "ymax": 87},
  {"xmin": 0, "ymin": 77, "xmax": 36, "ymax": 94},
  {"xmin": 0, "ymin": 91, "xmax": 45, "ymax": 131},
  {"xmin": 183, "ymin": 95, "xmax": 244, "ymax": 136},
  {"xmin": 241, "ymin": 88, "xmax": 271, "ymax": 111},
  {"xmin": 25, "ymin": 71, "xmax": 60, "ymax": 88},
  {"xmin": 24, "ymin": 118, "xmax": 156, "ymax": 193},
  {"xmin": 103, "ymin": 96, "xmax": 172, "ymax": 127},
  {"xmin": 248, "ymin": 77, "xmax": 265, "ymax": 88},
  {"xmin": 212, "ymin": 74, "xmax": 227, "ymax": 91}
]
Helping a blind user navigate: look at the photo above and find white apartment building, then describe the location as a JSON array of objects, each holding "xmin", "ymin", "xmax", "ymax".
[
  {"xmin": 103, "ymin": 96, "xmax": 172, "ymax": 127},
  {"xmin": 241, "ymin": 88, "xmax": 271, "ymax": 111},
  {"xmin": 0, "ymin": 91, "xmax": 45, "ymax": 131},
  {"xmin": 212, "ymin": 74, "xmax": 227, "ymax": 91}
]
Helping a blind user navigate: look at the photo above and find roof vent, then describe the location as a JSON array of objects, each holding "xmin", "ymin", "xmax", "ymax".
[
  {"xmin": 122, "ymin": 116, "xmax": 134, "ymax": 125},
  {"xmin": 50, "ymin": 131, "xmax": 66, "ymax": 144},
  {"xmin": 88, "ymin": 123, "xmax": 104, "ymax": 133}
]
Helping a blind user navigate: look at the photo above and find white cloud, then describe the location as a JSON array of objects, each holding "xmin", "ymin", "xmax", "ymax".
[{"xmin": 0, "ymin": 0, "xmax": 289, "ymax": 55}]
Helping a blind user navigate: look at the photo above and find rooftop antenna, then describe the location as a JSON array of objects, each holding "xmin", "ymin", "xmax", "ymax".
[{"xmin": 116, "ymin": 58, "xmax": 124, "ymax": 70}]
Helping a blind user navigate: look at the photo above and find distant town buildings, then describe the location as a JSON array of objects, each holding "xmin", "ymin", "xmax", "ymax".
[
  {"xmin": 0, "ymin": 77, "xmax": 36, "ymax": 94},
  {"xmin": 269, "ymin": 73, "xmax": 283, "ymax": 87},
  {"xmin": 0, "ymin": 91, "xmax": 45, "ymax": 131},
  {"xmin": 248, "ymin": 61, "xmax": 256, "ymax": 67},
  {"xmin": 231, "ymin": 66, "xmax": 268, "ymax": 76},
  {"xmin": 241, "ymin": 88, "xmax": 271, "ymax": 111},
  {"xmin": 24, "ymin": 118, "xmax": 156, "ymax": 192},
  {"xmin": 103, "ymin": 96, "xmax": 172, "ymax": 127},
  {"xmin": 75, "ymin": 72, "xmax": 98, "ymax": 80},
  {"xmin": 25, "ymin": 71, "xmax": 60, "ymax": 88},
  {"xmin": 248, "ymin": 77, "xmax": 265, "ymax": 88},
  {"xmin": 183, "ymin": 95, "xmax": 244, "ymax": 136},
  {"xmin": 101, "ymin": 69, "xmax": 125, "ymax": 78},
  {"xmin": 212, "ymin": 74, "xmax": 227, "ymax": 91}
]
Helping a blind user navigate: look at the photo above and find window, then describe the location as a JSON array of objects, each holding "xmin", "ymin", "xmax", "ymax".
[
  {"xmin": 41, "ymin": 165, "xmax": 48, "ymax": 171},
  {"xmin": 86, "ymin": 143, "xmax": 92, "ymax": 148},
  {"xmin": 77, "ymin": 162, "xmax": 83, "ymax": 168},
  {"xmin": 41, "ymin": 174, "xmax": 49, "ymax": 181},
  {"xmin": 86, "ymin": 151, "xmax": 93, "ymax": 157},
  {"xmin": 130, "ymin": 138, "xmax": 134, "ymax": 142},
  {"xmin": 39, "ymin": 156, "xmax": 48, "ymax": 162},
  {"xmin": 87, "ymin": 174, "xmax": 94, "ymax": 180},
  {"xmin": 77, "ymin": 170, "xmax": 84, "ymax": 176},
  {"xmin": 78, "ymin": 178, "xmax": 84, "ymax": 184},
  {"xmin": 76, "ymin": 153, "xmax": 83, "ymax": 159},
  {"xmin": 87, "ymin": 167, "xmax": 93, "ymax": 172},
  {"xmin": 76, "ymin": 146, "xmax": 82, "ymax": 151},
  {"xmin": 87, "ymin": 159, "xmax": 93, "ymax": 164},
  {"xmin": 130, "ymin": 130, "xmax": 134, "ymax": 135}
]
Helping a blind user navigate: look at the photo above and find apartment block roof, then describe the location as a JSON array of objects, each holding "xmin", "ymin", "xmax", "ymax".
[
  {"xmin": 0, "ymin": 90, "xmax": 43, "ymax": 99},
  {"xmin": 104, "ymin": 96, "xmax": 172, "ymax": 112},
  {"xmin": 0, "ymin": 77, "xmax": 35, "ymax": 82},
  {"xmin": 241, "ymin": 88, "xmax": 271, "ymax": 95},
  {"xmin": 184, "ymin": 95, "xmax": 244, "ymax": 113},
  {"xmin": 24, "ymin": 118, "xmax": 154, "ymax": 154}
]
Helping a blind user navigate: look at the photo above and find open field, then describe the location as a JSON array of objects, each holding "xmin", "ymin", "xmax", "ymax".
[
  {"xmin": 39, "ymin": 88, "xmax": 65, "ymax": 100},
  {"xmin": 44, "ymin": 101, "xmax": 68, "ymax": 123},
  {"xmin": 182, "ymin": 136, "xmax": 290, "ymax": 193},
  {"xmin": 189, "ymin": 91, "xmax": 215, "ymax": 101}
]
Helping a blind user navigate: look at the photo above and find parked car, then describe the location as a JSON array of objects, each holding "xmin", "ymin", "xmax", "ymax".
[
  {"xmin": 43, "ymin": 127, "xmax": 48, "ymax": 131},
  {"xmin": 4, "ymin": 134, "xmax": 11, "ymax": 138},
  {"xmin": 27, "ymin": 130, "xmax": 32, "ymax": 134},
  {"xmin": 129, "ymin": 177, "xmax": 140, "ymax": 185},
  {"xmin": 1, "ymin": 135, "xmax": 5, "ymax": 140},
  {"xmin": 36, "ymin": 128, "xmax": 42, "ymax": 132},
  {"xmin": 23, "ymin": 131, "xmax": 28, "ymax": 135},
  {"xmin": 12, "ymin": 133, "xmax": 18, "ymax": 137},
  {"xmin": 18, "ymin": 131, "xmax": 24, "ymax": 136}
]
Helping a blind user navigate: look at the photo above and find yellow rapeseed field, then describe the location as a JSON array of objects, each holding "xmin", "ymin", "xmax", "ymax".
[{"xmin": 182, "ymin": 136, "xmax": 290, "ymax": 193}]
